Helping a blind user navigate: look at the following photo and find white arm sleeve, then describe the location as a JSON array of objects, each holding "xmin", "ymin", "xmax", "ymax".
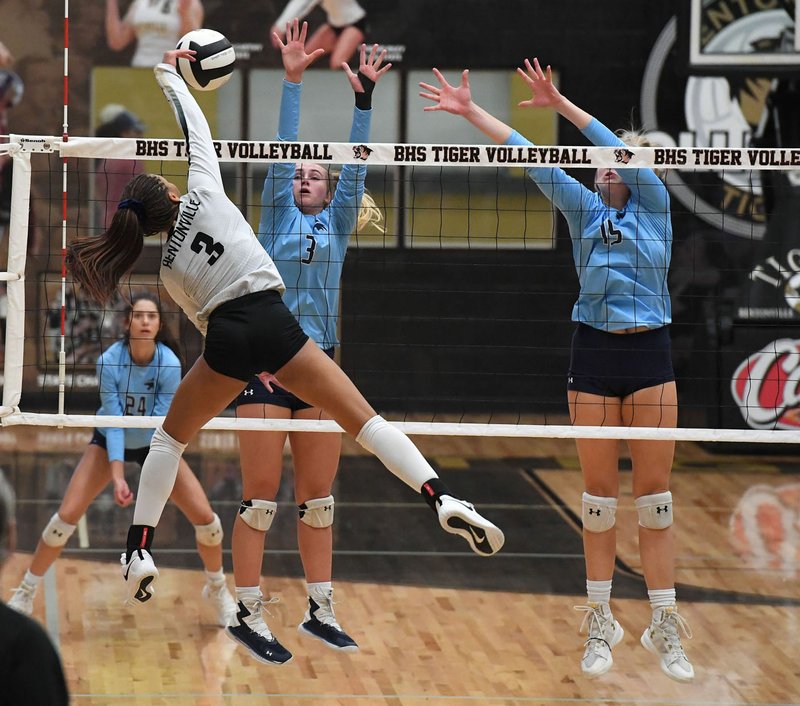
[
  {"xmin": 154, "ymin": 63, "xmax": 223, "ymax": 193},
  {"xmin": 274, "ymin": 0, "xmax": 321, "ymax": 28}
]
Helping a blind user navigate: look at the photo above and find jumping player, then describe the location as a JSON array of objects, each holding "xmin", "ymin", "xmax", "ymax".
[
  {"xmin": 420, "ymin": 59, "xmax": 693, "ymax": 682},
  {"xmin": 232, "ymin": 26, "xmax": 388, "ymax": 661},
  {"xmin": 65, "ymin": 46, "xmax": 504, "ymax": 665}
]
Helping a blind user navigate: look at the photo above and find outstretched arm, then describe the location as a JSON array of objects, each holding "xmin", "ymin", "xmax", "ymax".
[
  {"xmin": 155, "ymin": 48, "xmax": 224, "ymax": 193},
  {"xmin": 518, "ymin": 58, "xmax": 666, "ymax": 207},
  {"xmin": 420, "ymin": 65, "xmax": 591, "ymax": 220},
  {"xmin": 420, "ymin": 69, "xmax": 513, "ymax": 144},
  {"xmin": 260, "ymin": 20, "xmax": 325, "ymax": 247},
  {"xmin": 330, "ymin": 44, "xmax": 391, "ymax": 226}
]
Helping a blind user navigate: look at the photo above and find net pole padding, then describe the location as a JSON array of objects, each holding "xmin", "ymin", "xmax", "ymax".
[
  {"xmin": 2, "ymin": 147, "xmax": 31, "ymax": 412},
  {"xmin": 1, "ymin": 413, "xmax": 800, "ymax": 443}
]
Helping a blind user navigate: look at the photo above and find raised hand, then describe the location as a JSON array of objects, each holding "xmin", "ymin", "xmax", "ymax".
[
  {"xmin": 419, "ymin": 68, "xmax": 473, "ymax": 116},
  {"xmin": 274, "ymin": 18, "xmax": 325, "ymax": 82},
  {"xmin": 162, "ymin": 47, "xmax": 195, "ymax": 67},
  {"xmin": 342, "ymin": 43, "xmax": 392, "ymax": 93},
  {"xmin": 516, "ymin": 57, "xmax": 563, "ymax": 109}
]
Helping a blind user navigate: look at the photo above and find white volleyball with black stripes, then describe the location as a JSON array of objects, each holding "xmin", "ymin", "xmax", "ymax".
[{"xmin": 176, "ymin": 29, "xmax": 235, "ymax": 91}]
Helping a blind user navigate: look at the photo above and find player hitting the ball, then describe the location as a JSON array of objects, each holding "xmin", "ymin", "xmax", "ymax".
[{"xmin": 65, "ymin": 47, "xmax": 504, "ymax": 656}]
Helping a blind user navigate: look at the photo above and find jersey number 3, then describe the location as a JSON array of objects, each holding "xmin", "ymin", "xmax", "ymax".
[
  {"xmin": 191, "ymin": 232, "xmax": 224, "ymax": 266},
  {"xmin": 301, "ymin": 234, "xmax": 317, "ymax": 264}
]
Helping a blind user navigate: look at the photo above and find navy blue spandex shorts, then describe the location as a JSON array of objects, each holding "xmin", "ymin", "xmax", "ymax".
[{"xmin": 567, "ymin": 323, "xmax": 674, "ymax": 399}]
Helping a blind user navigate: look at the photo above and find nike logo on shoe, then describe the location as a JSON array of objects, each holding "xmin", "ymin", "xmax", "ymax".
[
  {"xmin": 465, "ymin": 523, "xmax": 492, "ymax": 553},
  {"xmin": 467, "ymin": 524, "xmax": 487, "ymax": 544},
  {"xmin": 134, "ymin": 576, "xmax": 154, "ymax": 603}
]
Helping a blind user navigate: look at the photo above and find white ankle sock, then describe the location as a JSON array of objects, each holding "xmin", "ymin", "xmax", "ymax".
[
  {"xmin": 23, "ymin": 570, "xmax": 43, "ymax": 588},
  {"xmin": 235, "ymin": 586, "xmax": 261, "ymax": 603},
  {"xmin": 586, "ymin": 579, "xmax": 612, "ymax": 606},
  {"xmin": 205, "ymin": 569, "xmax": 225, "ymax": 585},
  {"xmin": 648, "ymin": 587, "xmax": 676, "ymax": 612},
  {"xmin": 355, "ymin": 415, "xmax": 438, "ymax": 492},
  {"xmin": 307, "ymin": 581, "xmax": 332, "ymax": 597}
]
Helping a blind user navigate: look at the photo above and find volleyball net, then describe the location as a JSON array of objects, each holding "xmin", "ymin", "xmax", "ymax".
[{"xmin": 3, "ymin": 134, "xmax": 800, "ymax": 442}]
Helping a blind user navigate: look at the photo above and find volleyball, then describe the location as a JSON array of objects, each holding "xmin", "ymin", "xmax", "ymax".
[{"xmin": 175, "ymin": 29, "xmax": 235, "ymax": 91}]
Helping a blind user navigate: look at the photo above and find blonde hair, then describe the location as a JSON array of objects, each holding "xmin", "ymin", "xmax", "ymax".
[{"xmin": 328, "ymin": 168, "xmax": 385, "ymax": 234}]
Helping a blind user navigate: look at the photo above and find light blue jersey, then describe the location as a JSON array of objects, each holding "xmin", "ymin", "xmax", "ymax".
[
  {"xmin": 258, "ymin": 79, "xmax": 371, "ymax": 348},
  {"xmin": 506, "ymin": 118, "xmax": 672, "ymax": 331},
  {"xmin": 95, "ymin": 340, "xmax": 181, "ymax": 463}
]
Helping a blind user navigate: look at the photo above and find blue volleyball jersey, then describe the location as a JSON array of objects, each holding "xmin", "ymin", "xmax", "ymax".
[
  {"xmin": 506, "ymin": 118, "xmax": 672, "ymax": 331},
  {"xmin": 258, "ymin": 79, "xmax": 371, "ymax": 348},
  {"xmin": 95, "ymin": 341, "xmax": 181, "ymax": 463}
]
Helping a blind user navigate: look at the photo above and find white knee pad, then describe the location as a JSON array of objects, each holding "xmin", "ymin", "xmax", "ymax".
[
  {"xmin": 194, "ymin": 513, "xmax": 223, "ymax": 546},
  {"xmin": 41, "ymin": 513, "xmax": 76, "ymax": 547},
  {"xmin": 582, "ymin": 492, "xmax": 618, "ymax": 533},
  {"xmin": 238, "ymin": 499, "xmax": 277, "ymax": 532},
  {"xmin": 298, "ymin": 495, "xmax": 334, "ymax": 528},
  {"xmin": 635, "ymin": 491, "xmax": 673, "ymax": 529}
]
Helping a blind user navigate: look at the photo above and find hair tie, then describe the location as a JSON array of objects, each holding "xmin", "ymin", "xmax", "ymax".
[{"xmin": 117, "ymin": 198, "xmax": 146, "ymax": 222}]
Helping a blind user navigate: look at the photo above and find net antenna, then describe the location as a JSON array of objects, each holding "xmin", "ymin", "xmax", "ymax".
[{"xmin": 59, "ymin": 0, "xmax": 71, "ymax": 418}]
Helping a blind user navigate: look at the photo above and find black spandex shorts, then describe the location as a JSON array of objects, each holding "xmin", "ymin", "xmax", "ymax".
[
  {"xmin": 331, "ymin": 16, "xmax": 368, "ymax": 35},
  {"xmin": 567, "ymin": 322, "xmax": 674, "ymax": 399},
  {"xmin": 204, "ymin": 290, "xmax": 309, "ymax": 383},
  {"xmin": 235, "ymin": 347, "xmax": 335, "ymax": 411},
  {"xmin": 89, "ymin": 429, "xmax": 149, "ymax": 467}
]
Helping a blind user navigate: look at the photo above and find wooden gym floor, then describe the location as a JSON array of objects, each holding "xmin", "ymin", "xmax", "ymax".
[{"xmin": 1, "ymin": 426, "xmax": 799, "ymax": 705}]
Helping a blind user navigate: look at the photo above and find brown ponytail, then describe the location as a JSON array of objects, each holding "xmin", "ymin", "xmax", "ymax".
[{"xmin": 66, "ymin": 174, "xmax": 178, "ymax": 304}]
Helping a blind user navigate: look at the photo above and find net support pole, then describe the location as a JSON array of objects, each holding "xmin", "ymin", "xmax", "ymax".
[{"xmin": 1, "ymin": 147, "xmax": 31, "ymax": 414}]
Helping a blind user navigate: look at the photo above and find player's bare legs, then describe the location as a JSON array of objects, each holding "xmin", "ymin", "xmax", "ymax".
[{"xmin": 569, "ymin": 390, "xmax": 624, "ymax": 677}]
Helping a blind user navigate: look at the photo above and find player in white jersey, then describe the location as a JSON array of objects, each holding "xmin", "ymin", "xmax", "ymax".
[
  {"xmin": 271, "ymin": 0, "xmax": 368, "ymax": 69},
  {"xmin": 7, "ymin": 294, "xmax": 236, "ymax": 627},
  {"xmin": 66, "ymin": 46, "xmax": 504, "ymax": 662},
  {"xmin": 420, "ymin": 59, "xmax": 692, "ymax": 683},
  {"xmin": 106, "ymin": 0, "xmax": 204, "ymax": 68}
]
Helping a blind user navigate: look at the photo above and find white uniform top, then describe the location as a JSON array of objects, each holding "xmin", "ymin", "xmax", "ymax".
[
  {"xmin": 154, "ymin": 64, "xmax": 285, "ymax": 336},
  {"xmin": 274, "ymin": 0, "xmax": 366, "ymax": 29},
  {"xmin": 126, "ymin": 0, "xmax": 181, "ymax": 68}
]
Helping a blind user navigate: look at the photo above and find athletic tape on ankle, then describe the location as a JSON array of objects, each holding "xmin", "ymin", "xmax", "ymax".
[
  {"xmin": 635, "ymin": 491, "xmax": 673, "ymax": 529},
  {"xmin": 194, "ymin": 513, "xmax": 223, "ymax": 545},
  {"xmin": 41, "ymin": 513, "xmax": 76, "ymax": 547},
  {"xmin": 582, "ymin": 492, "xmax": 618, "ymax": 533},
  {"xmin": 298, "ymin": 495, "xmax": 334, "ymax": 528}
]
